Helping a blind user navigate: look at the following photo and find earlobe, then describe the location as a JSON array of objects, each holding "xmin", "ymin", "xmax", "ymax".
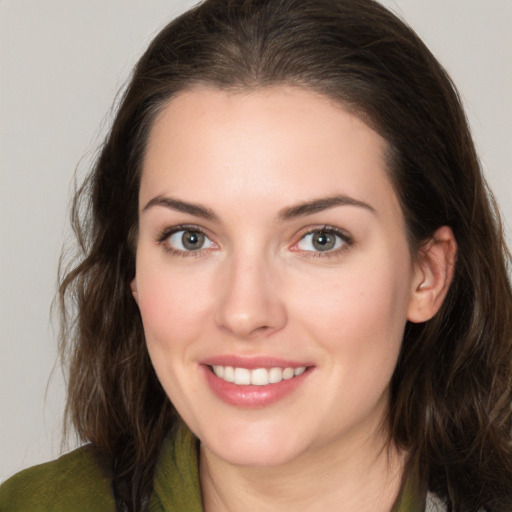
[
  {"xmin": 407, "ymin": 226, "xmax": 457, "ymax": 323},
  {"xmin": 130, "ymin": 278, "xmax": 139, "ymax": 305}
]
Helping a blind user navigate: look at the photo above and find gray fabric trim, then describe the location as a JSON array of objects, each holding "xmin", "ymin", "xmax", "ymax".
[
  {"xmin": 425, "ymin": 492, "xmax": 448, "ymax": 511},
  {"xmin": 425, "ymin": 493, "xmax": 486, "ymax": 512}
]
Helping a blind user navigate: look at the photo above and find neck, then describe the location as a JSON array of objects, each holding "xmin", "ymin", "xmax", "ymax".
[{"xmin": 200, "ymin": 427, "xmax": 407, "ymax": 512}]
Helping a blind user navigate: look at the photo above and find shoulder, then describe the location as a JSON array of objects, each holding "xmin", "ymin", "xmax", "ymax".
[{"xmin": 0, "ymin": 445, "xmax": 115, "ymax": 512}]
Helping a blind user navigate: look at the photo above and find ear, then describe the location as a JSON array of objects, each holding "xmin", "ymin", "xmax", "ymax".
[
  {"xmin": 130, "ymin": 277, "xmax": 139, "ymax": 305},
  {"xmin": 407, "ymin": 226, "xmax": 457, "ymax": 323}
]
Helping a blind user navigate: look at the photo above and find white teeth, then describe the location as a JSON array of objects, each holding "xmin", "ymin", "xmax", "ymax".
[
  {"xmin": 223, "ymin": 366, "xmax": 234, "ymax": 383},
  {"xmin": 212, "ymin": 365, "xmax": 307, "ymax": 385},
  {"xmin": 233, "ymin": 367, "xmax": 251, "ymax": 385},
  {"xmin": 212, "ymin": 365, "xmax": 224, "ymax": 378},
  {"xmin": 251, "ymin": 368, "xmax": 269, "ymax": 386},
  {"xmin": 269, "ymin": 367, "xmax": 283, "ymax": 384},
  {"xmin": 282, "ymin": 367, "xmax": 294, "ymax": 380}
]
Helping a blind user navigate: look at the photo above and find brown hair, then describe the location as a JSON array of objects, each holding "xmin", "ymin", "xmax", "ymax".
[{"xmin": 60, "ymin": 0, "xmax": 512, "ymax": 510}]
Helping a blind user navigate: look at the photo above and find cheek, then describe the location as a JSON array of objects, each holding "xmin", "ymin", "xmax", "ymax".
[
  {"xmin": 135, "ymin": 260, "xmax": 213, "ymax": 350},
  {"xmin": 293, "ymin": 256, "xmax": 412, "ymax": 368}
]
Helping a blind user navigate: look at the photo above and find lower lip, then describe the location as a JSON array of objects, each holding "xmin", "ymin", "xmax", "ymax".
[{"xmin": 202, "ymin": 365, "xmax": 311, "ymax": 408}]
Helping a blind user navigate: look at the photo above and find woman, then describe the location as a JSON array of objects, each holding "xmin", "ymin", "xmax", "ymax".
[{"xmin": 1, "ymin": 0, "xmax": 511, "ymax": 511}]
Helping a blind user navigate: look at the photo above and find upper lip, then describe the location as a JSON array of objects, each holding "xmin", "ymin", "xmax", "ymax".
[{"xmin": 201, "ymin": 355, "xmax": 313, "ymax": 369}]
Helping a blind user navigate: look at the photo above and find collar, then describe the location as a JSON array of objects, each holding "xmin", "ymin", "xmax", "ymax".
[
  {"xmin": 149, "ymin": 423, "xmax": 203, "ymax": 512},
  {"xmin": 149, "ymin": 425, "xmax": 430, "ymax": 512}
]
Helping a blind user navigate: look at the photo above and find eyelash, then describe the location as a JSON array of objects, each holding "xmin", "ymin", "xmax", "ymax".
[
  {"xmin": 156, "ymin": 224, "xmax": 354, "ymax": 258},
  {"xmin": 292, "ymin": 225, "xmax": 354, "ymax": 258},
  {"xmin": 156, "ymin": 224, "xmax": 213, "ymax": 258}
]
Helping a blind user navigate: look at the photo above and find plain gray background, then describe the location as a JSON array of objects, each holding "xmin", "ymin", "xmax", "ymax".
[{"xmin": 1, "ymin": 0, "xmax": 511, "ymax": 483}]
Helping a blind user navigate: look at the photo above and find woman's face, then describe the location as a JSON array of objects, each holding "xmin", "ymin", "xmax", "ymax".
[{"xmin": 132, "ymin": 86, "xmax": 425, "ymax": 467}]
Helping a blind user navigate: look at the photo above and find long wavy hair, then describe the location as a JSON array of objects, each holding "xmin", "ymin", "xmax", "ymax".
[{"xmin": 59, "ymin": 0, "xmax": 512, "ymax": 510}]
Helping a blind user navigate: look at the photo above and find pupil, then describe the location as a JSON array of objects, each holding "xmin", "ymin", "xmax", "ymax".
[
  {"xmin": 182, "ymin": 231, "xmax": 204, "ymax": 250},
  {"xmin": 313, "ymin": 231, "xmax": 335, "ymax": 251}
]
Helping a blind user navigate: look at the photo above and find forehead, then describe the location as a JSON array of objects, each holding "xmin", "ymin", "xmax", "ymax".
[{"xmin": 140, "ymin": 86, "xmax": 398, "ymax": 221}]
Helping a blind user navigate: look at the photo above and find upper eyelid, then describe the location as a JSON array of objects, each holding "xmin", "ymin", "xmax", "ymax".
[
  {"xmin": 155, "ymin": 223, "xmax": 354, "ymax": 251},
  {"xmin": 157, "ymin": 224, "xmax": 209, "ymax": 241},
  {"xmin": 291, "ymin": 225, "xmax": 354, "ymax": 252},
  {"xmin": 158, "ymin": 226, "xmax": 216, "ymax": 256},
  {"xmin": 294, "ymin": 225, "xmax": 353, "ymax": 241}
]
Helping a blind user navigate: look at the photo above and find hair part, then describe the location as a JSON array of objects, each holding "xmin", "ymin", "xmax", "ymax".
[{"xmin": 59, "ymin": 1, "xmax": 512, "ymax": 510}]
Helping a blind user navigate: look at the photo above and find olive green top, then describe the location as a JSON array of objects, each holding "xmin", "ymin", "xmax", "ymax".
[{"xmin": 0, "ymin": 426, "xmax": 426, "ymax": 511}]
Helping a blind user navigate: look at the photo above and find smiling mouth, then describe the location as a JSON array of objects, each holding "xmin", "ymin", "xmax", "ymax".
[{"xmin": 209, "ymin": 365, "xmax": 307, "ymax": 386}]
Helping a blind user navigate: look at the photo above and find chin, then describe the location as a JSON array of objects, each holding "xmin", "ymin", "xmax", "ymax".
[{"xmin": 198, "ymin": 419, "xmax": 312, "ymax": 468}]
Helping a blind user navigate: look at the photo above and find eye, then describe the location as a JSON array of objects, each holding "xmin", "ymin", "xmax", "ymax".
[
  {"xmin": 166, "ymin": 229, "xmax": 215, "ymax": 252},
  {"xmin": 296, "ymin": 228, "xmax": 350, "ymax": 253}
]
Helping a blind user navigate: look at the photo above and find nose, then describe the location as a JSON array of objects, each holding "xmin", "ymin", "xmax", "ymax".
[{"xmin": 214, "ymin": 252, "xmax": 287, "ymax": 340}]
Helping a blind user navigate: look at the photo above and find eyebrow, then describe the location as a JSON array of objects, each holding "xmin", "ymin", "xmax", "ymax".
[
  {"xmin": 142, "ymin": 194, "xmax": 375, "ymax": 222},
  {"xmin": 276, "ymin": 195, "xmax": 376, "ymax": 221},
  {"xmin": 142, "ymin": 195, "xmax": 220, "ymax": 222}
]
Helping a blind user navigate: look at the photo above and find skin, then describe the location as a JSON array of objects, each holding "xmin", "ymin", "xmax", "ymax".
[{"xmin": 131, "ymin": 86, "xmax": 455, "ymax": 511}]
